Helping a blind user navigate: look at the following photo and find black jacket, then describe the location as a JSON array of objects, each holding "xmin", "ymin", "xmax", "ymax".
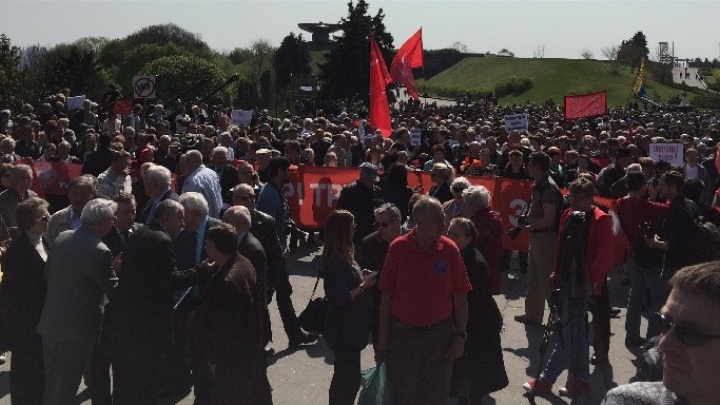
[
  {"xmin": 336, "ymin": 180, "xmax": 385, "ymax": 243},
  {"xmin": 251, "ymin": 209, "xmax": 281, "ymax": 291},
  {"xmin": 209, "ymin": 165, "xmax": 239, "ymax": 204},
  {"xmin": 81, "ymin": 147, "xmax": 114, "ymax": 177},
  {"xmin": 0, "ymin": 233, "xmax": 48, "ymax": 337}
]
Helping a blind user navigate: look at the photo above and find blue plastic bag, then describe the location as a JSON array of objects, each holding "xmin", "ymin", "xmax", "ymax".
[{"xmin": 358, "ymin": 364, "xmax": 393, "ymax": 405}]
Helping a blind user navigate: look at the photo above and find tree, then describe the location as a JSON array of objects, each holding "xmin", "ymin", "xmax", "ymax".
[
  {"xmin": 617, "ymin": 31, "xmax": 649, "ymax": 72},
  {"xmin": 38, "ymin": 41, "xmax": 109, "ymax": 101},
  {"xmin": 318, "ymin": 0, "xmax": 394, "ymax": 102},
  {"xmin": 273, "ymin": 33, "xmax": 312, "ymax": 90},
  {"xmin": 450, "ymin": 41, "xmax": 468, "ymax": 53},
  {"xmin": 497, "ymin": 48, "xmax": 515, "ymax": 57},
  {"xmin": 227, "ymin": 47, "xmax": 253, "ymax": 65},
  {"xmin": 581, "ymin": 49, "xmax": 594, "ymax": 60},
  {"xmin": 140, "ymin": 55, "xmax": 230, "ymax": 105},
  {"xmin": 601, "ymin": 45, "xmax": 619, "ymax": 60},
  {"xmin": 0, "ymin": 34, "xmax": 25, "ymax": 108}
]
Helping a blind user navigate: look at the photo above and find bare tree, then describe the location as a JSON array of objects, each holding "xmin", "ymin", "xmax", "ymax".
[
  {"xmin": 450, "ymin": 41, "xmax": 468, "ymax": 53},
  {"xmin": 601, "ymin": 45, "xmax": 619, "ymax": 60},
  {"xmin": 581, "ymin": 49, "xmax": 594, "ymax": 60}
]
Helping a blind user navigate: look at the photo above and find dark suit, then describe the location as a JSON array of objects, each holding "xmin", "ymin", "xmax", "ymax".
[
  {"xmin": 0, "ymin": 233, "xmax": 48, "ymax": 405},
  {"xmin": 237, "ymin": 232, "xmax": 271, "ymax": 346},
  {"xmin": 37, "ymin": 227, "xmax": 118, "ymax": 405},
  {"xmin": 209, "ymin": 164, "xmax": 239, "ymax": 205},
  {"xmin": 81, "ymin": 147, "xmax": 114, "ymax": 177},
  {"xmin": 91, "ymin": 225, "xmax": 139, "ymax": 405},
  {"xmin": 136, "ymin": 189, "xmax": 180, "ymax": 225},
  {"xmin": 107, "ymin": 225, "xmax": 177, "ymax": 405},
  {"xmin": 189, "ymin": 253, "xmax": 270, "ymax": 405}
]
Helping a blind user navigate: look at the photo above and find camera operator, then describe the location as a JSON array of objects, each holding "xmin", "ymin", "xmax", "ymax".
[
  {"xmin": 523, "ymin": 177, "xmax": 614, "ymax": 397},
  {"xmin": 514, "ymin": 152, "xmax": 561, "ymax": 327},
  {"xmin": 616, "ymin": 172, "xmax": 669, "ymax": 347},
  {"xmin": 645, "ymin": 171, "xmax": 700, "ymax": 336}
]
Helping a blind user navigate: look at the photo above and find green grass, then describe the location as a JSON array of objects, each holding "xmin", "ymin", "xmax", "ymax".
[
  {"xmin": 310, "ymin": 51, "xmax": 327, "ymax": 75},
  {"xmin": 416, "ymin": 57, "xmax": 702, "ymax": 107}
]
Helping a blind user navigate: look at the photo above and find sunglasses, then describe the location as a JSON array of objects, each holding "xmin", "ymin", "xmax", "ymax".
[
  {"xmin": 657, "ymin": 312, "xmax": 720, "ymax": 347},
  {"xmin": 452, "ymin": 187, "xmax": 466, "ymax": 193},
  {"xmin": 375, "ymin": 221, "xmax": 390, "ymax": 228}
]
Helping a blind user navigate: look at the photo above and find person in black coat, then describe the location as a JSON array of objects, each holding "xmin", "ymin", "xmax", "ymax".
[
  {"xmin": 447, "ymin": 218, "xmax": 508, "ymax": 404},
  {"xmin": 81, "ymin": 133, "xmax": 114, "ymax": 177},
  {"xmin": 209, "ymin": 147, "xmax": 239, "ymax": 206},
  {"xmin": 0, "ymin": 197, "xmax": 50, "ymax": 405},
  {"xmin": 321, "ymin": 210, "xmax": 378, "ymax": 405},
  {"xmin": 381, "ymin": 163, "xmax": 414, "ymax": 221},
  {"xmin": 428, "ymin": 162, "xmax": 454, "ymax": 204}
]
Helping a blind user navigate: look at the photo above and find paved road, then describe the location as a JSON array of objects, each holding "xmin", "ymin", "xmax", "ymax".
[{"xmin": 0, "ymin": 247, "xmax": 646, "ymax": 405}]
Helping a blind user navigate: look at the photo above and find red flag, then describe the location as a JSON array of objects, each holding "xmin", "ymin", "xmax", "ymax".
[
  {"xmin": 715, "ymin": 146, "xmax": 720, "ymax": 174},
  {"xmin": 564, "ymin": 91, "xmax": 607, "ymax": 121},
  {"xmin": 390, "ymin": 28, "xmax": 424, "ymax": 100},
  {"xmin": 369, "ymin": 36, "xmax": 393, "ymax": 137}
]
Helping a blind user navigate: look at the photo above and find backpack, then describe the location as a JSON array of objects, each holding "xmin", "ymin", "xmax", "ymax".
[{"xmin": 688, "ymin": 216, "xmax": 720, "ymax": 265}]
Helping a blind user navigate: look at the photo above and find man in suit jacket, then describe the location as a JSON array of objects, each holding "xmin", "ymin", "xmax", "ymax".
[
  {"xmin": 178, "ymin": 192, "xmax": 223, "ymax": 268},
  {"xmin": 223, "ymin": 206, "xmax": 271, "ymax": 346},
  {"xmin": 231, "ymin": 184, "xmax": 317, "ymax": 348},
  {"xmin": 136, "ymin": 165, "xmax": 179, "ymax": 225},
  {"xmin": 0, "ymin": 164, "xmax": 37, "ymax": 236},
  {"xmin": 106, "ymin": 214, "xmax": 178, "ymax": 404},
  {"xmin": 81, "ymin": 133, "xmax": 114, "ymax": 177},
  {"xmin": 209, "ymin": 146, "xmax": 239, "ymax": 206},
  {"xmin": 45, "ymin": 175, "xmax": 95, "ymax": 243},
  {"xmin": 37, "ymin": 199, "xmax": 119, "ymax": 405},
  {"xmin": 92, "ymin": 193, "xmax": 138, "ymax": 405},
  {"xmin": 189, "ymin": 223, "xmax": 271, "ymax": 405}
]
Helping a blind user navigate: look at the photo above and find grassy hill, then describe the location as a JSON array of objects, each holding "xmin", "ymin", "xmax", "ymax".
[{"xmin": 416, "ymin": 57, "xmax": 701, "ymax": 107}]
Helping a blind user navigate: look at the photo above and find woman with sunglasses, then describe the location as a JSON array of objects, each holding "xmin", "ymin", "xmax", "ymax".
[
  {"xmin": 0, "ymin": 197, "xmax": 51, "ymax": 404},
  {"xmin": 320, "ymin": 210, "xmax": 378, "ymax": 405},
  {"xmin": 443, "ymin": 177, "xmax": 471, "ymax": 229}
]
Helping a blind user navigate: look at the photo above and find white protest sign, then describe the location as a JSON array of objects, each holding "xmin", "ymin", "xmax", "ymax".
[
  {"xmin": 504, "ymin": 113, "xmax": 528, "ymax": 131},
  {"xmin": 67, "ymin": 95, "xmax": 85, "ymax": 110},
  {"xmin": 133, "ymin": 75, "xmax": 156, "ymax": 99},
  {"xmin": 649, "ymin": 143, "xmax": 684, "ymax": 166},
  {"xmin": 410, "ymin": 127, "xmax": 422, "ymax": 147},
  {"xmin": 230, "ymin": 110, "xmax": 253, "ymax": 126}
]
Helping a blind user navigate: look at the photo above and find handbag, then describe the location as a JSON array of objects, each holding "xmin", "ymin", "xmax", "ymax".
[
  {"xmin": 358, "ymin": 364, "xmax": 393, "ymax": 405},
  {"xmin": 297, "ymin": 272, "xmax": 327, "ymax": 334}
]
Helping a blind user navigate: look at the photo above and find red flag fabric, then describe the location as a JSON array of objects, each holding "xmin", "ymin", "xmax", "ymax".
[
  {"xmin": 390, "ymin": 28, "xmax": 423, "ymax": 100},
  {"xmin": 369, "ymin": 36, "xmax": 393, "ymax": 137},
  {"xmin": 564, "ymin": 91, "xmax": 607, "ymax": 121},
  {"xmin": 715, "ymin": 147, "xmax": 720, "ymax": 174}
]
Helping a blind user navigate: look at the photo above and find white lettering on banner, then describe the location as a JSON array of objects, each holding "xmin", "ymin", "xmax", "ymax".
[
  {"xmin": 309, "ymin": 183, "xmax": 343, "ymax": 207},
  {"xmin": 508, "ymin": 198, "xmax": 528, "ymax": 227},
  {"xmin": 649, "ymin": 143, "xmax": 683, "ymax": 166},
  {"xmin": 410, "ymin": 128, "xmax": 422, "ymax": 147},
  {"xmin": 283, "ymin": 182, "xmax": 303, "ymax": 202}
]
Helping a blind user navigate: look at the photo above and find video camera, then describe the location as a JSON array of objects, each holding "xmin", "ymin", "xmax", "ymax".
[
  {"xmin": 507, "ymin": 214, "xmax": 529, "ymax": 240},
  {"xmin": 640, "ymin": 221, "xmax": 656, "ymax": 239}
]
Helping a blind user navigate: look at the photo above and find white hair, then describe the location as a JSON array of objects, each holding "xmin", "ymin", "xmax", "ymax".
[
  {"xmin": 451, "ymin": 177, "xmax": 471, "ymax": 190},
  {"xmin": 145, "ymin": 165, "xmax": 172, "ymax": 188},
  {"xmin": 223, "ymin": 205, "xmax": 252, "ymax": 229},
  {"xmin": 212, "ymin": 146, "xmax": 229, "ymax": 157},
  {"xmin": 80, "ymin": 198, "xmax": 117, "ymax": 225},
  {"xmin": 185, "ymin": 150, "xmax": 203, "ymax": 166},
  {"xmin": 626, "ymin": 163, "xmax": 642, "ymax": 173},
  {"xmin": 463, "ymin": 185, "xmax": 491, "ymax": 211},
  {"xmin": 179, "ymin": 192, "xmax": 209, "ymax": 217}
]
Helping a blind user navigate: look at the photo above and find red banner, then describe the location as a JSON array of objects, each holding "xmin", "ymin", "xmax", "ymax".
[
  {"xmin": 390, "ymin": 28, "xmax": 423, "ymax": 99},
  {"xmin": 114, "ymin": 99, "xmax": 133, "ymax": 115},
  {"xmin": 564, "ymin": 91, "xmax": 607, "ymax": 120},
  {"xmin": 369, "ymin": 36, "xmax": 393, "ymax": 137},
  {"xmin": 29, "ymin": 161, "xmax": 83, "ymax": 196}
]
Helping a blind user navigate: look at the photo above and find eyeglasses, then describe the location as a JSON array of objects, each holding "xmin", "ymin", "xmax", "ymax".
[
  {"xmin": 233, "ymin": 195, "xmax": 254, "ymax": 201},
  {"xmin": 452, "ymin": 187, "xmax": 466, "ymax": 193},
  {"xmin": 656, "ymin": 312, "xmax": 720, "ymax": 347},
  {"xmin": 375, "ymin": 221, "xmax": 390, "ymax": 228}
]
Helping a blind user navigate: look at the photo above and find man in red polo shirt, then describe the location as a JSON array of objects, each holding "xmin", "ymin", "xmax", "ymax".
[{"xmin": 376, "ymin": 196, "xmax": 472, "ymax": 405}]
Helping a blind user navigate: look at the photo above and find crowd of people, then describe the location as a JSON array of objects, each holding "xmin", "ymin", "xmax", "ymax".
[{"xmin": 0, "ymin": 91, "xmax": 718, "ymax": 405}]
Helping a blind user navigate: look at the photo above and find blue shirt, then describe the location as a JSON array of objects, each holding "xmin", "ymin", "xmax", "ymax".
[
  {"xmin": 182, "ymin": 165, "xmax": 223, "ymax": 218},
  {"xmin": 256, "ymin": 181, "xmax": 288, "ymax": 252}
]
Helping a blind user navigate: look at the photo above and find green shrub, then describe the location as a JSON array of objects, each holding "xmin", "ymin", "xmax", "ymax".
[{"xmin": 494, "ymin": 76, "xmax": 533, "ymax": 97}]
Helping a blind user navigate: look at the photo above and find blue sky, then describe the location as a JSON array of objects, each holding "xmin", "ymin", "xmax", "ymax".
[{"xmin": 2, "ymin": 0, "xmax": 719, "ymax": 60}]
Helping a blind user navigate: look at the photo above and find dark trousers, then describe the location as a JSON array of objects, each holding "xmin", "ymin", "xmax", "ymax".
[
  {"xmin": 10, "ymin": 331, "xmax": 44, "ymax": 405},
  {"xmin": 329, "ymin": 346, "xmax": 361, "ymax": 405},
  {"xmin": 591, "ymin": 279, "xmax": 611, "ymax": 358},
  {"xmin": 388, "ymin": 318, "xmax": 454, "ymax": 405},
  {"xmin": 212, "ymin": 354, "xmax": 270, "ymax": 405},
  {"xmin": 111, "ymin": 338, "xmax": 164, "ymax": 405},
  {"xmin": 274, "ymin": 259, "xmax": 303, "ymax": 340},
  {"xmin": 502, "ymin": 250, "xmax": 528, "ymax": 272},
  {"xmin": 42, "ymin": 335, "xmax": 92, "ymax": 405},
  {"xmin": 90, "ymin": 330, "xmax": 113, "ymax": 405}
]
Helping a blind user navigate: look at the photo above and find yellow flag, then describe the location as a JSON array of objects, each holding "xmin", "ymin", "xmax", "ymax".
[{"xmin": 632, "ymin": 58, "xmax": 645, "ymax": 95}]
